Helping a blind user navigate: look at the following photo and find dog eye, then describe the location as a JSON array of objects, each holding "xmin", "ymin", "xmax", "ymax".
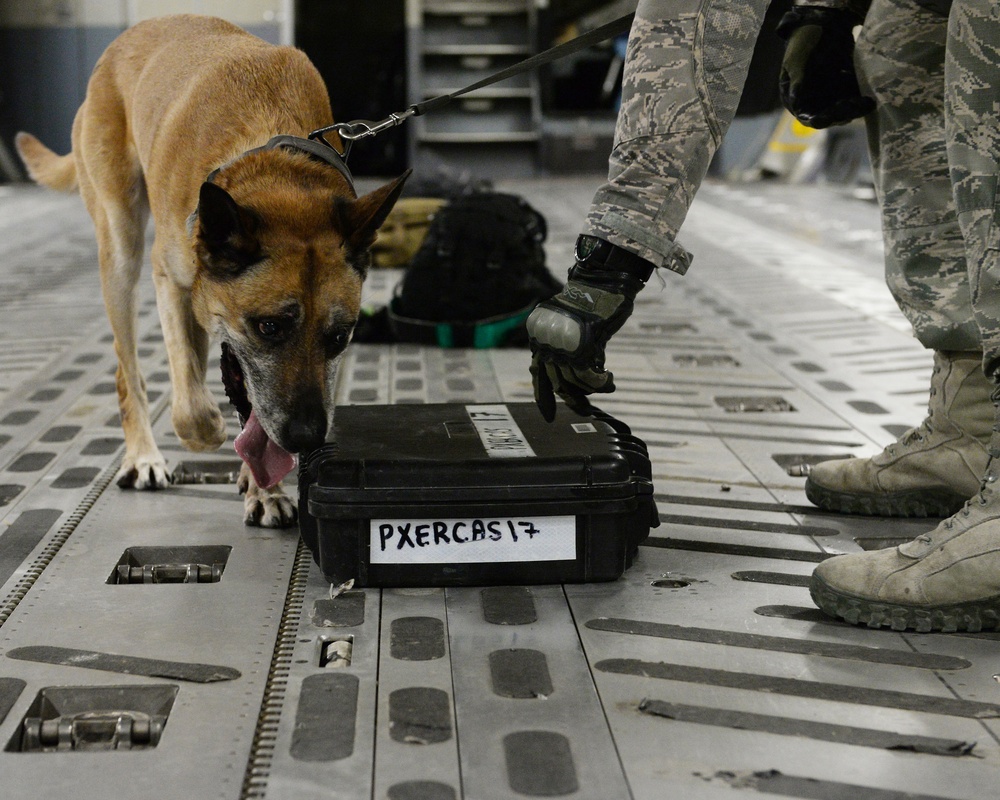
[
  {"xmin": 255, "ymin": 317, "xmax": 292, "ymax": 340},
  {"xmin": 325, "ymin": 327, "xmax": 352, "ymax": 356}
]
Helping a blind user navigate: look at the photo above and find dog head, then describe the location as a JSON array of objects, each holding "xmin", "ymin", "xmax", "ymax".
[{"xmin": 191, "ymin": 152, "xmax": 408, "ymax": 484}]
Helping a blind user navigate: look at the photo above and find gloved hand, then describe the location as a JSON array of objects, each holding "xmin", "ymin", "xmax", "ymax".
[
  {"xmin": 777, "ymin": 6, "xmax": 875, "ymax": 129},
  {"xmin": 527, "ymin": 236, "xmax": 653, "ymax": 422}
]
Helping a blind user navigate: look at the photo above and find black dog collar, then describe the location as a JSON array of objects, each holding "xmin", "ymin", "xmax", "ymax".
[{"xmin": 205, "ymin": 134, "xmax": 355, "ymax": 194}]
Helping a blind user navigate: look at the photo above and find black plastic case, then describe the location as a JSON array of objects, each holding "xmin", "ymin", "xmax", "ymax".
[{"xmin": 298, "ymin": 403, "xmax": 657, "ymax": 587}]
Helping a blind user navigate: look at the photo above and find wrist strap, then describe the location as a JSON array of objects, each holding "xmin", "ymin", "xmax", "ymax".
[{"xmin": 574, "ymin": 236, "xmax": 656, "ymax": 284}]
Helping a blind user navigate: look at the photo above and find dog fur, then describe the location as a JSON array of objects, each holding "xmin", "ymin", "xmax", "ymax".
[{"xmin": 16, "ymin": 15, "xmax": 407, "ymax": 527}]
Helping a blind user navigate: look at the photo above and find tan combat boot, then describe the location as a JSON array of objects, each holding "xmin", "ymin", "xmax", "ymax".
[
  {"xmin": 805, "ymin": 351, "xmax": 992, "ymax": 517},
  {"xmin": 811, "ymin": 430, "xmax": 1000, "ymax": 632}
]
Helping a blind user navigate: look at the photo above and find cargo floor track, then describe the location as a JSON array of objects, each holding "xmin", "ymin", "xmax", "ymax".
[{"xmin": 1, "ymin": 176, "xmax": 998, "ymax": 800}]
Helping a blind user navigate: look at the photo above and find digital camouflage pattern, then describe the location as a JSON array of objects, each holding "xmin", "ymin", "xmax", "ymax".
[
  {"xmin": 583, "ymin": 0, "xmax": 770, "ymax": 274},
  {"xmin": 944, "ymin": 1, "xmax": 1000, "ymax": 374},
  {"xmin": 856, "ymin": 0, "xmax": 982, "ymax": 355},
  {"xmin": 585, "ymin": 0, "xmax": 998, "ymax": 378}
]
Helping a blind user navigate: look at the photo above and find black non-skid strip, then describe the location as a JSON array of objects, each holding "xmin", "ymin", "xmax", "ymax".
[
  {"xmin": 732, "ymin": 571, "xmax": 812, "ymax": 587},
  {"xmin": 645, "ymin": 431, "xmax": 863, "ymax": 447},
  {"xmin": 29, "ymin": 389, "xmax": 62, "ymax": 402},
  {"xmin": 88, "ymin": 381, "xmax": 116, "ymax": 395},
  {"xmin": 490, "ymin": 649, "xmax": 554, "ymax": 698},
  {"xmin": 52, "ymin": 369, "xmax": 83, "ymax": 382},
  {"xmin": 1, "ymin": 410, "xmax": 38, "ymax": 425},
  {"xmin": 655, "ymin": 493, "xmax": 822, "ymax": 516},
  {"xmin": 291, "ymin": 673, "xmax": 359, "ymax": 761},
  {"xmin": 8, "ymin": 452, "xmax": 55, "ymax": 472},
  {"xmin": 40, "ymin": 425, "xmax": 81, "ymax": 442},
  {"xmin": 6, "ymin": 645, "xmax": 241, "ymax": 682},
  {"xmin": 637, "ymin": 414, "xmax": 850, "ymax": 432},
  {"xmin": 0, "ymin": 508, "xmax": 60, "ymax": 587},
  {"xmin": 51, "ymin": 466, "xmax": 100, "ymax": 489},
  {"xmin": 595, "ymin": 659, "xmax": 1000, "ymax": 718},
  {"xmin": 643, "ymin": 537, "xmax": 831, "ymax": 563},
  {"xmin": 755, "ymin": 605, "xmax": 843, "ymax": 624},
  {"xmin": 708, "ymin": 768, "xmax": 971, "ymax": 800},
  {"xmin": 587, "ymin": 618, "xmax": 969, "ymax": 670},
  {"xmin": 390, "ymin": 616, "xmax": 446, "ymax": 661},
  {"xmin": 638, "ymin": 699, "xmax": 975, "ymax": 756},
  {"xmin": 311, "ymin": 593, "xmax": 366, "ymax": 628},
  {"xmin": 387, "ymin": 781, "xmax": 457, "ymax": 800},
  {"xmin": 848, "ymin": 400, "xmax": 889, "ymax": 414},
  {"xmin": 481, "ymin": 586, "xmax": 537, "ymax": 625},
  {"xmin": 659, "ymin": 514, "xmax": 839, "ymax": 538},
  {"xmin": 503, "ymin": 731, "xmax": 579, "ymax": 797},
  {"xmin": 388, "ymin": 687, "xmax": 452, "ymax": 744},
  {"xmin": 81, "ymin": 437, "xmax": 123, "ymax": 456}
]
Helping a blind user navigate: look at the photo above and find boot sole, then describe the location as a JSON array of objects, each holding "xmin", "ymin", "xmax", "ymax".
[
  {"xmin": 810, "ymin": 573, "xmax": 1000, "ymax": 633},
  {"xmin": 804, "ymin": 477, "xmax": 968, "ymax": 518}
]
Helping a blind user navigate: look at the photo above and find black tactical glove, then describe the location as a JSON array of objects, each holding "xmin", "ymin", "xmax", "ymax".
[
  {"xmin": 527, "ymin": 236, "xmax": 654, "ymax": 422},
  {"xmin": 777, "ymin": 6, "xmax": 875, "ymax": 129}
]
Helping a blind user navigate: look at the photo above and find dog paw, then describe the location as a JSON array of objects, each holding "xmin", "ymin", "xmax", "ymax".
[
  {"xmin": 244, "ymin": 489, "xmax": 298, "ymax": 528},
  {"xmin": 240, "ymin": 464, "xmax": 297, "ymax": 528},
  {"xmin": 173, "ymin": 395, "xmax": 227, "ymax": 452},
  {"xmin": 116, "ymin": 454, "xmax": 171, "ymax": 490}
]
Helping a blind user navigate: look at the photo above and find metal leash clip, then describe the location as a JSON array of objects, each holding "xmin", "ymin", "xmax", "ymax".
[{"xmin": 309, "ymin": 108, "xmax": 416, "ymax": 161}]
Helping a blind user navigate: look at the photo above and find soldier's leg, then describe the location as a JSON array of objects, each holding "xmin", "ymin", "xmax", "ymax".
[
  {"xmin": 947, "ymin": 0, "xmax": 1000, "ymax": 376},
  {"xmin": 583, "ymin": 0, "xmax": 771, "ymax": 274},
  {"xmin": 810, "ymin": 0, "xmax": 1000, "ymax": 632},
  {"xmin": 527, "ymin": 0, "xmax": 770, "ymax": 416},
  {"xmin": 805, "ymin": 0, "xmax": 993, "ymax": 517}
]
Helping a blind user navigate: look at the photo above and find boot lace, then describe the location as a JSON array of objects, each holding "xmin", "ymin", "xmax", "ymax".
[
  {"xmin": 944, "ymin": 450, "xmax": 1000, "ymax": 528},
  {"xmin": 884, "ymin": 378, "xmax": 940, "ymax": 457}
]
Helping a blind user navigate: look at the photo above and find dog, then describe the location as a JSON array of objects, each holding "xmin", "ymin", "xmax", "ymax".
[{"xmin": 16, "ymin": 14, "xmax": 408, "ymax": 527}]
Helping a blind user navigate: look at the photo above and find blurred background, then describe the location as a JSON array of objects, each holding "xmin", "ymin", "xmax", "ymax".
[{"xmin": 0, "ymin": 0, "xmax": 869, "ymax": 189}]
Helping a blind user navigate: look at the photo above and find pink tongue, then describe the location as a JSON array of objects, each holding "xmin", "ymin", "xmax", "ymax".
[{"xmin": 234, "ymin": 410, "xmax": 297, "ymax": 489}]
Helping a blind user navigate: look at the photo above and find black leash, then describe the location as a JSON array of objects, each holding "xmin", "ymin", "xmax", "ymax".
[{"xmin": 309, "ymin": 12, "xmax": 635, "ymax": 158}]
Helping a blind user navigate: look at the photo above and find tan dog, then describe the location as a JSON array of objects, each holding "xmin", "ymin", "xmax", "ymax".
[{"xmin": 16, "ymin": 15, "xmax": 407, "ymax": 527}]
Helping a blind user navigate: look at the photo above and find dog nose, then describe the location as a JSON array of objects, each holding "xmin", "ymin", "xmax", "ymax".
[
  {"xmin": 285, "ymin": 418, "xmax": 327, "ymax": 453},
  {"xmin": 284, "ymin": 403, "xmax": 328, "ymax": 453}
]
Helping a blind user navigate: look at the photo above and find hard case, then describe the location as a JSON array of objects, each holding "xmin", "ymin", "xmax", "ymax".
[{"xmin": 298, "ymin": 402, "xmax": 657, "ymax": 587}]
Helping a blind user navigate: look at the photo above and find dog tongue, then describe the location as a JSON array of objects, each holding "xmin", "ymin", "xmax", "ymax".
[{"xmin": 234, "ymin": 410, "xmax": 296, "ymax": 489}]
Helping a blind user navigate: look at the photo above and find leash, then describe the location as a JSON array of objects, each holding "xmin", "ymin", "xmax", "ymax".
[{"xmin": 309, "ymin": 12, "xmax": 635, "ymax": 159}]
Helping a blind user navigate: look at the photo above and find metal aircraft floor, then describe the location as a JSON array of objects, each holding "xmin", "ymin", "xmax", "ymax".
[{"xmin": 0, "ymin": 175, "xmax": 998, "ymax": 799}]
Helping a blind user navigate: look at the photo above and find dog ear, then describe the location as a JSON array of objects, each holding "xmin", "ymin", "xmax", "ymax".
[
  {"xmin": 336, "ymin": 169, "xmax": 412, "ymax": 252},
  {"xmin": 196, "ymin": 182, "xmax": 263, "ymax": 276}
]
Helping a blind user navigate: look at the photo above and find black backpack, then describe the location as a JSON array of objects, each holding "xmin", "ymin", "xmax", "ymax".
[{"xmin": 356, "ymin": 192, "xmax": 562, "ymax": 348}]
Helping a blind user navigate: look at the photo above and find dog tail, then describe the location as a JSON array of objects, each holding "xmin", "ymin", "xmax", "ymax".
[{"xmin": 15, "ymin": 132, "xmax": 78, "ymax": 193}]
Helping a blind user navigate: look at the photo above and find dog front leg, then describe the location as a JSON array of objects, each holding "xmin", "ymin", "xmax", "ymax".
[
  {"xmin": 151, "ymin": 259, "xmax": 227, "ymax": 453},
  {"xmin": 238, "ymin": 462, "xmax": 298, "ymax": 528},
  {"xmin": 92, "ymin": 210, "xmax": 170, "ymax": 490}
]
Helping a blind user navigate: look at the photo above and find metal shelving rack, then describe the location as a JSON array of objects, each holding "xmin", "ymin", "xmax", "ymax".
[{"xmin": 406, "ymin": 0, "xmax": 541, "ymax": 178}]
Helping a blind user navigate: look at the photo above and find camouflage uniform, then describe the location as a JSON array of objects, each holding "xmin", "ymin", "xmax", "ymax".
[
  {"xmin": 856, "ymin": 0, "xmax": 982, "ymax": 358},
  {"xmin": 583, "ymin": 0, "xmax": 771, "ymax": 275},
  {"xmin": 944, "ymin": 1, "xmax": 1000, "ymax": 375},
  {"xmin": 586, "ymin": 0, "xmax": 1000, "ymax": 379}
]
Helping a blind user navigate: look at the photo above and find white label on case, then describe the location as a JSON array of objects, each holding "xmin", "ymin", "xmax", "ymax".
[
  {"xmin": 370, "ymin": 515, "xmax": 577, "ymax": 564},
  {"xmin": 466, "ymin": 404, "xmax": 535, "ymax": 458}
]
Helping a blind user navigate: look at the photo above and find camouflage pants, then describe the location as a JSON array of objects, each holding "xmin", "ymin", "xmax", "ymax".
[
  {"xmin": 587, "ymin": 0, "xmax": 1000, "ymax": 376},
  {"xmin": 857, "ymin": 0, "xmax": 1000, "ymax": 368},
  {"xmin": 583, "ymin": 0, "xmax": 770, "ymax": 274}
]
